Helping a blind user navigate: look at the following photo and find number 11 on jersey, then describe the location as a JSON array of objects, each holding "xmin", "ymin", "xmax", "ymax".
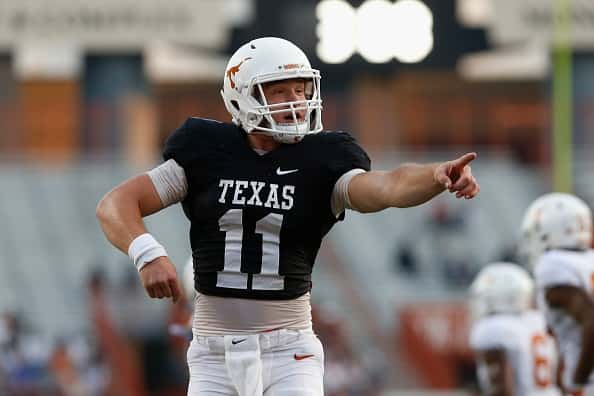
[{"xmin": 217, "ymin": 209, "xmax": 285, "ymax": 290}]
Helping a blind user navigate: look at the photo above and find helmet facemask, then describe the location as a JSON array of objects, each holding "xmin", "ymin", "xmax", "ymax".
[{"xmin": 246, "ymin": 73, "xmax": 322, "ymax": 143}]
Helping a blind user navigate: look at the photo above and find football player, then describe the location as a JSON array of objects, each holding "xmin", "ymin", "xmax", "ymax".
[
  {"xmin": 469, "ymin": 262, "xmax": 560, "ymax": 396},
  {"xmin": 96, "ymin": 37, "xmax": 480, "ymax": 395},
  {"xmin": 521, "ymin": 193, "xmax": 594, "ymax": 396}
]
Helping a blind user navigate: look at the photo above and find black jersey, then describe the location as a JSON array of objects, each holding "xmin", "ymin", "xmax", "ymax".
[{"xmin": 163, "ymin": 117, "xmax": 371, "ymax": 299}]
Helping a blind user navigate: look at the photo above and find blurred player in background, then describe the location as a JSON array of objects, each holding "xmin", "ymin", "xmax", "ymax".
[
  {"xmin": 521, "ymin": 193, "xmax": 594, "ymax": 395},
  {"xmin": 469, "ymin": 262, "xmax": 561, "ymax": 396},
  {"xmin": 96, "ymin": 37, "xmax": 480, "ymax": 395}
]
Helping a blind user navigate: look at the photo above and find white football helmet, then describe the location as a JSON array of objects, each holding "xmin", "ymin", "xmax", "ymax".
[
  {"xmin": 520, "ymin": 193, "xmax": 592, "ymax": 268},
  {"xmin": 220, "ymin": 37, "xmax": 323, "ymax": 144},
  {"xmin": 469, "ymin": 262, "xmax": 534, "ymax": 320}
]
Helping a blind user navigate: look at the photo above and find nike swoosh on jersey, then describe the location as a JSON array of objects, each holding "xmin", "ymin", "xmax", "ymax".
[
  {"xmin": 232, "ymin": 338, "xmax": 247, "ymax": 345},
  {"xmin": 276, "ymin": 167, "xmax": 299, "ymax": 175},
  {"xmin": 293, "ymin": 353, "xmax": 315, "ymax": 361}
]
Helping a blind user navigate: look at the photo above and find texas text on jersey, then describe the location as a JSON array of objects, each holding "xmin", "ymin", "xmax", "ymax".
[{"xmin": 163, "ymin": 117, "xmax": 371, "ymax": 300}]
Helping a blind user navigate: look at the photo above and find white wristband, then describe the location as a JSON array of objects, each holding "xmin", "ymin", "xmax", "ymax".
[{"xmin": 128, "ymin": 233, "xmax": 168, "ymax": 272}]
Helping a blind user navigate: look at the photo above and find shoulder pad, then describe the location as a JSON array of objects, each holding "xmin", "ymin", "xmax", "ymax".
[
  {"xmin": 534, "ymin": 250, "xmax": 582, "ymax": 289},
  {"xmin": 305, "ymin": 130, "xmax": 356, "ymax": 145},
  {"xmin": 181, "ymin": 117, "xmax": 225, "ymax": 130},
  {"xmin": 470, "ymin": 315, "xmax": 519, "ymax": 350},
  {"xmin": 163, "ymin": 118, "xmax": 236, "ymax": 166},
  {"xmin": 306, "ymin": 131, "xmax": 371, "ymax": 173}
]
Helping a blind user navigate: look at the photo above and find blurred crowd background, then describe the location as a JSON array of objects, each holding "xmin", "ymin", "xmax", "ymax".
[{"xmin": 0, "ymin": 0, "xmax": 593, "ymax": 395}]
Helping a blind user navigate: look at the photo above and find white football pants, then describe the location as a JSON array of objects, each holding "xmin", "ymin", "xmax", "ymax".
[{"xmin": 187, "ymin": 328, "xmax": 324, "ymax": 396}]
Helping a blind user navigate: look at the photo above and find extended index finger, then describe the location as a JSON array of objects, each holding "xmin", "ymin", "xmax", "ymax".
[
  {"xmin": 452, "ymin": 152, "xmax": 477, "ymax": 168},
  {"xmin": 170, "ymin": 279, "xmax": 182, "ymax": 303}
]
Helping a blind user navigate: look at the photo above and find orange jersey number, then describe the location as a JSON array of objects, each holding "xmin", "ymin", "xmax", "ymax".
[{"xmin": 532, "ymin": 333, "xmax": 552, "ymax": 388}]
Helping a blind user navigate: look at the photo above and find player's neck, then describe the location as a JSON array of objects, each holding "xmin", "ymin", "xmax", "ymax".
[{"xmin": 247, "ymin": 133, "xmax": 281, "ymax": 152}]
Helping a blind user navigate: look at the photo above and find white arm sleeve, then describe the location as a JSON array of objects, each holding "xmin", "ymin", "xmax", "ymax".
[
  {"xmin": 331, "ymin": 168, "xmax": 367, "ymax": 218},
  {"xmin": 147, "ymin": 159, "xmax": 188, "ymax": 207}
]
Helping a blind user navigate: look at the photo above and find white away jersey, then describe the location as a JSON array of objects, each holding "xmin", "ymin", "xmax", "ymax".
[
  {"xmin": 534, "ymin": 249, "xmax": 594, "ymax": 390},
  {"xmin": 470, "ymin": 310, "xmax": 560, "ymax": 396}
]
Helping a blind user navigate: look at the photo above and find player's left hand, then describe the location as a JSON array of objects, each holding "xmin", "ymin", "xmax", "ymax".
[{"xmin": 434, "ymin": 152, "xmax": 480, "ymax": 199}]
